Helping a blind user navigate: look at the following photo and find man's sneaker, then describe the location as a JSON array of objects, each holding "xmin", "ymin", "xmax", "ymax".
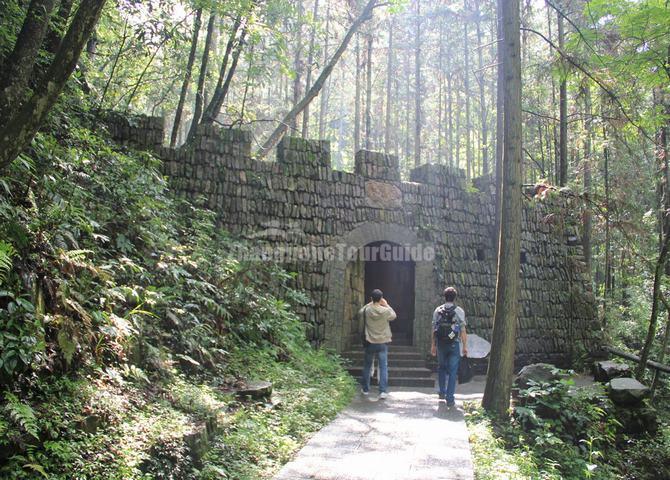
[
  {"xmin": 447, "ymin": 401, "xmax": 456, "ymax": 408},
  {"xmin": 361, "ymin": 389, "xmax": 369, "ymax": 396},
  {"xmin": 438, "ymin": 393, "xmax": 446, "ymax": 401},
  {"xmin": 379, "ymin": 392, "xmax": 388, "ymax": 400}
]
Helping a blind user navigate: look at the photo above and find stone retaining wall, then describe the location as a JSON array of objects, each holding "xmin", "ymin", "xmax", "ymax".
[{"xmin": 105, "ymin": 114, "xmax": 599, "ymax": 368}]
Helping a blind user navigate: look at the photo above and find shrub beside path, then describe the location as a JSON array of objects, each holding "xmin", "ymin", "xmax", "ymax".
[{"xmin": 274, "ymin": 377, "xmax": 487, "ymax": 480}]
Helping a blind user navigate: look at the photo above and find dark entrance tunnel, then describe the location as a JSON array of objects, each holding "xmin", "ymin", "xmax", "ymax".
[{"xmin": 363, "ymin": 241, "xmax": 415, "ymax": 345}]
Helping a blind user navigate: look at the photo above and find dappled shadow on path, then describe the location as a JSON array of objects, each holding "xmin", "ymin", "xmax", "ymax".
[{"xmin": 273, "ymin": 389, "xmax": 475, "ymax": 480}]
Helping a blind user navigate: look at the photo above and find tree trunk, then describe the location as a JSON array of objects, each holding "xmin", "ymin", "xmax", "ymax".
[
  {"xmin": 384, "ymin": 19, "xmax": 394, "ymax": 153},
  {"xmin": 290, "ymin": 0, "xmax": 304, "ymax": 133},
  {"xmin": 201, "ymin": 20, "xmax": 248, "ymax": 126},
  {"xmin": 582, "ymin": 82, "xmax": 592, "ymax": 275},
  {"xmin": 186, "ymin": 12, "xmax": 217, "ymax": 142},
  {"xmin": 200, "ymin": 13, "xmax": 245, "ymax": 126},
  {"xmin": 354, "ymin": 34, "xmax": 362, "ymax": 154},
  {"xmin": 495, "ymin": 0, "xmax": 504, "ymax": 236},
  {"xmin": 0, "ymin": 0, "xmax": 107, "ymax": 172},
  {"xmin": 0, "ymin": 0, "xmax": 58, "ymax": 119},
  {"xmin": 463, "ymin": 5, "xmax": 472, "ymax": 178},
  {"xmin": 604, "ymin": 126, "xmax": 612, "ymax": 303},
  {"xmin": 256, "ymin": 0, "xmax": 380, "ymax": 158},
  {"xmin": 404, "ymin": 43, "xmax": 411, "ymax": 161},
  {"xmin": 318, "ymin": 2, "xmax": 331, "ymax": 140},
  {"xmin": 637, "ymin": 232, "xmax": 670, "ymax": 380},
  {"xmin": 170, "ymin": 8, "xmax": 202, "ymax": 148},
  {"xmin": 482, "ymin": 0, "xmax": 522, "ymax": 417},
  {"xmin": 650, "ymin": 309, "xmax": 670, "ymax": 397},
  {"xmin": 437, "ymin": 17, "xmax": 444, "ymax": 163},
  {"xmin": 97, "ymin": 18, "xmax": 128, "ymax": 113},
  {"xmin": 365, "ymin": 33, "xmax": 373, "ymax": 150},
  {"xmin": 558, "ymin": 11, "xmax": 568, "ymax": 186},
  {"xmin": 414, "ymin": 0, "xmax": 422, "ymax": 167},
  {"xmin": 447, "ymin": 71, "xmax": 454, "ymax": 167},
  {"xmin": 302, "ymin": 0, "xmax": 320, "ymax": 138},
  {"xmin": 476, "ymin": 1, "xmax": 488, "ymax": 175},
  {"xmin": 45, "ymin": 0, "xmax": 74, "ymax": 54}
]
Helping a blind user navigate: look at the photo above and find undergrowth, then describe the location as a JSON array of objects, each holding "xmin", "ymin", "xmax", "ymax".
[
  {"xmin": 0, "ymin": 108, "xmax": 355, "ymax": 478},
  {"xmin": 465, "ymin": 370, "xmax": 670, "ymax": 480}
]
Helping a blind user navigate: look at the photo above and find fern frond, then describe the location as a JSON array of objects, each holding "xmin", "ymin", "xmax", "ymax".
[{"xmin": 0, "ymin": 240, "xmax": 16, "ymax": 285}]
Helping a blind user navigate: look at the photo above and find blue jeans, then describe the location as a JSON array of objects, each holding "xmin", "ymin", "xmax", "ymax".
[
  {"xmin": 437, "ymin": 341, "xmax": 461, "ymax": 403},
  {"xmin": 361, "ymin": 343, "xmax": 389, "ymax": 393}
]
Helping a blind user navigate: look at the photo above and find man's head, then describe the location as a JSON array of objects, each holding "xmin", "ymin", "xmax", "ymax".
[
  {"xmin": 444, "ymin": 287, "xmax": 457, "ymax": 302},
  {"xmin": 371, "ymin": 289, "xmax": 384, "ymax": 303}
]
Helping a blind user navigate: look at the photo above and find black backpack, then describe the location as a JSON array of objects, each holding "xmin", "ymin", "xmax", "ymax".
[{"xmin": 435, "ymin": 304, "xmax": 460, "ymax": 343}]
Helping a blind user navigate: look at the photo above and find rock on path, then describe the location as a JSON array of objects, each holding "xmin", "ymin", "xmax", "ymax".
[{"xmin": 273, "ymin": 385, "xmax": 480, "ymax": 480}]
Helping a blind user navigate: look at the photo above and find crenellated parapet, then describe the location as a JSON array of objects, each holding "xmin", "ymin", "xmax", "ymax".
[
  {"xmin": 103, "ymin": 112, "xmax": 600, "ymax": 367},
  {"xmin": 355, "ymin": 150, "xmax": 401, "ymax": 182}
]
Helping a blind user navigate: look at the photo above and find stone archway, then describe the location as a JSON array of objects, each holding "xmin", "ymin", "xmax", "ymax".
[{"xmin": 323, "ymin": 223, "xmax": 440, "ymax": 353}]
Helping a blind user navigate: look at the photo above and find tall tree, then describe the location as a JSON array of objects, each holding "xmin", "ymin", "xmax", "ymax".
[
  {"xmin": 200, "ymin": 13, "xmax": 246, "ymax": 126},
  {"xmin": 582, "ymin": 82, "xmax": 593, "ymax": 274},
  {"xmin": 495, "ymin": 0, "xmax": 504, "ymax": 232},
  {"xmin": 354, "ymin": 34, "xmax": 362, "ymax": 154},
  {"xmin": 171, "ymin": 8, "xmax": 203, "ymax": 148},
  {"xmin": 557, "ymin": 9, "xmax": 568, "ymax": 185},
  {"xmin": 482, "ymin": 0, "xmax": 522, "ymax": 416},
  {"xmin": 463, "ymin": 4, "xmax": 472, "ymax": 178},
  {"xmin": 257, "ymin": 0, "xmax": 382, "ymax": 158},
  {"xmin": 290, "ymin": 0, "xmax": 305, "ymax": 133},
  {"xmin": 0, "ymin": 0, "xmax": 57, "ymax": 117},
  {"xmin": 318, "ymin": 2, "xmax": 331, "ymax": 140},
  {"xmin": 364, "ymin": 33, "xmax": 373, "ymax": 150},
  {"xmin": 384, "ymin": 19, "xmax": 394, "ymax": 153},
  {"xmin": 0, "ymin": 0, "xmax": 107, "ymax": 172},
  {"xmin": 302, "ymin": 0, "xmax": 320, "ymax": 137},
  {"xmin": 414, "ymin": 0, "xmax": 422, "ymax": 167},
  {"xmin": 186, "ymin": 12, "xmax": 217, "ymax": 142},
  {"xmin": 476, "ymin": 1, "xmax": 489, "ymax": 175}
]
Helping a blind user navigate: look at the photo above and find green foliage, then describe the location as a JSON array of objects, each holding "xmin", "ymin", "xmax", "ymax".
[
  {"xmin": 511, "ymin": 376, "xmax": 619, "ymax": 479},
  {"xmin": 467, "ymin": 369, "xmax": 670, "ymax": 480},
  {"xmin": 3, "ymin": 392, "xmax": 39, "ymax": 440},
  {"xmin": 0, "ymin": 104, "xmax": 354, "ymax": 478}
]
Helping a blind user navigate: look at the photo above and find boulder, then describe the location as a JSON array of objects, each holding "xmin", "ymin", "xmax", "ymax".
[
  {"xmin": 514, "ymin": 363, "xmax": 562, "ymax": 390},
  {"xmin": 465, "ymin": 334, "xmax": 491, "ymax": 359},
  {"xmin": 235, "ymin": 380, "xmax": 273, "ymax": 401},
  {"xmin": 594, "ymin": 360, "xmax": 631, "ymax": 382},
  {"xmin": 608, "ymin": 377, "xmax": 650, "ymax": 406}
]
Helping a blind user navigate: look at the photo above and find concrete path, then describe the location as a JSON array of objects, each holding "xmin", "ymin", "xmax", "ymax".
[{"xmin": 273, "ymin": 376, "xmax": 486, "ymax": 480}]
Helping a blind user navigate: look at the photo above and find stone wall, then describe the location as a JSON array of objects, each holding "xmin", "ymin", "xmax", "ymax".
[{"xmin": 105, "ymin": 114, "xmax": 599, "ymax": 368}]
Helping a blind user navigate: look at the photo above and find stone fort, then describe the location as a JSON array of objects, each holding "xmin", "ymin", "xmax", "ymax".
[{"xmin": 106, "ymin": 113, "xmax": 599, "ymax": 368}]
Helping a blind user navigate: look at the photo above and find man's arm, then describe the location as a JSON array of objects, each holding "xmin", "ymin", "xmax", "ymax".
[
  {"xmin": 379, "ymin": 298, "xmax": 396, "ymax": 321},
  {"xmin": 460, "ymin": 326, "xmax": 468, "ymax": 357},
  {"xmin": 431, "ymin": 308, "xmax": 438, "ymax": 356}
]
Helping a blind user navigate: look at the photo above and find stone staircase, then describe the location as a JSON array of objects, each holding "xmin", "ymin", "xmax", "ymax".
[{"xmin": 342, "ymin": 343, "xmax": 435, "ymax": 388}]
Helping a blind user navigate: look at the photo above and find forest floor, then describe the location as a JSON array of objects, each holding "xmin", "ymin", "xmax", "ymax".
[{"xmin": 273, "ymin": 377, "xmax": 487, "ymax": 480}]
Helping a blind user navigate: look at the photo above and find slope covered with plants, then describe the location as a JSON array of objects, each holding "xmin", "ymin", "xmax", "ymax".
[{"xmin": 0, "ymin": 102, "xmax": 354, "ymax": 478}]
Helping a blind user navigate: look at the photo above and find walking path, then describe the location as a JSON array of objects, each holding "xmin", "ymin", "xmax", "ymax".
[{"xmin": 273, "ymin": 376, "xmax": 486, "ymax": 480}]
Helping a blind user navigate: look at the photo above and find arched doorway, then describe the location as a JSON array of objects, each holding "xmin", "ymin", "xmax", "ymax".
[
  {"xmin": 363, "ymin": 241, "xmax": 415, "ymax": 345},
  {"xmin": 324, "ymin": 223, "xmax": 440, "ymax": 353}
]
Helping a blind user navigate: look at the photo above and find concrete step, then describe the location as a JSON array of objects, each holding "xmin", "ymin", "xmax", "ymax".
[
  {"xmin": 355, "ymin": 375, "xmax": 435, "ymax": 388},
  {"xmin": 343, "ymin": 343, "xmax": 435, "ymax": 388},
  {"xmin": 346, "ymin": 366, "xmax": 434, "ymax": 378},
  {"xmin": 342, "ymin": 350, "xmax": 424, "ymax": 360},
  {"xmin": 343, "ymin": 358, "xmax": 426, "ymax": 368}
]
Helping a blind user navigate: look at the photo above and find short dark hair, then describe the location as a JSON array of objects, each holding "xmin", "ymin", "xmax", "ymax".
[
  {"xmin": 444, "ymin": 287, "xmax": 457, "ymax": 302},
  {"xmin": 371, "ymin": 289, "xmax": 383, "ymax": 302}
]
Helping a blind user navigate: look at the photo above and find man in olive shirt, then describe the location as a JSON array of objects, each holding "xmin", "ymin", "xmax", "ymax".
[{"xmin": 359, "ymin": 288, "xmax": 396, "ymax": 399}]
